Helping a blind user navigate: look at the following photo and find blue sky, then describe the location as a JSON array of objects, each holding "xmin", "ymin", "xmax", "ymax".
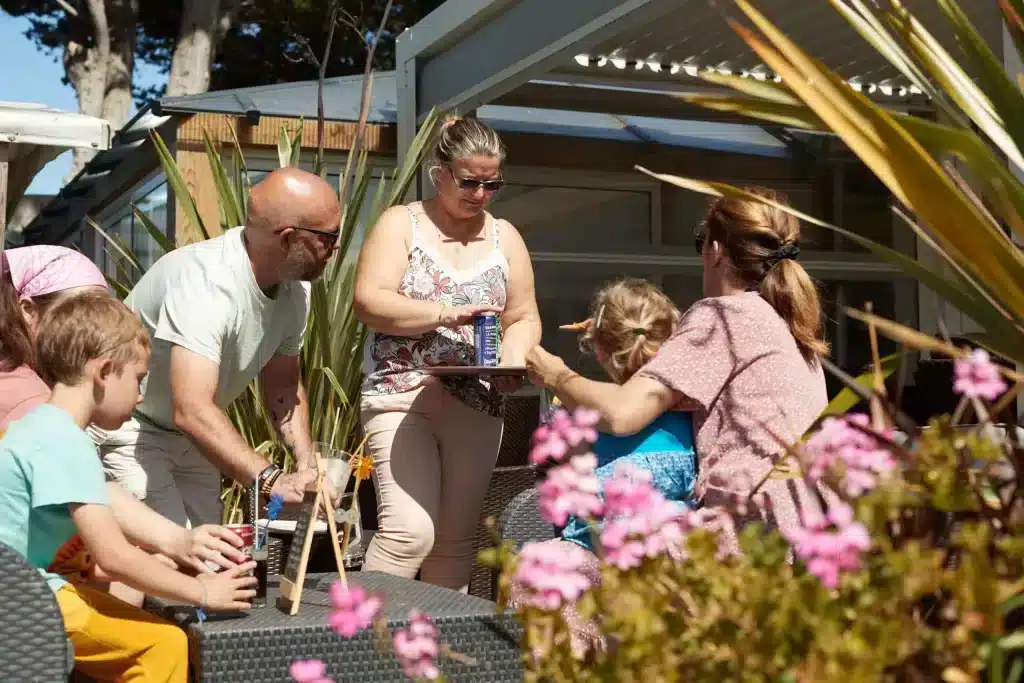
[{"xmin": 0, "ymin": 12, "xmax": 162, "ymax": 195}]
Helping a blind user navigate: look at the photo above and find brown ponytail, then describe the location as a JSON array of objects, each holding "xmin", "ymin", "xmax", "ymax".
[
  {"xmin": 0, "ymin": 274, "xmax": 35, "ymax": 372},
  {"xmin": 704, "ymin": 188, "xmax": 829, "ymax": 362}
]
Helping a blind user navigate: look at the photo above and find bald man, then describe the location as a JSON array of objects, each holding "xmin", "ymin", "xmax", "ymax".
[{"xmin": 98, "ymin": 168, "xmax": 341, "ymax": 527}]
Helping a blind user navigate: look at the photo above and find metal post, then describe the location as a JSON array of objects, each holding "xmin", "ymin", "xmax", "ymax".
[{"xmin": 0, "ymin": 143, "xmax": 9, "ymax": 258}]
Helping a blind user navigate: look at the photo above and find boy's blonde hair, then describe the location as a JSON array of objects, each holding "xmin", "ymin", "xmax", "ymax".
[
  {"xmin": 35, "ymin": 290, "xmax": 150, "ymax": 387},
  {"xmin": 580, "ymin": 278, "xmax": 680, "ymax": 383}
]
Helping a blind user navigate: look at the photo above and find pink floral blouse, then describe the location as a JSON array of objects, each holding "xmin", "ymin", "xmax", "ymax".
[
  {"xmin": 638, "ymin": 291, "xmax": 828, "ymax": 554},
  {"xmin": 361, "ymin": 205, "xmax": 509, "ymax": 416}
]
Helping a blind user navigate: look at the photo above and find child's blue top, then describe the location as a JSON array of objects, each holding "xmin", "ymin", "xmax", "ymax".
[
  {"xmin": 559, "ymin": 410, "xmax": 698, "ymax": 551},
  {"xmin": 0, "ymin": 405, "xmax": 109, "ymax": 592}
]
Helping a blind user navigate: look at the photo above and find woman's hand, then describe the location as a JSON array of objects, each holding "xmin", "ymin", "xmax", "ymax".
[
  {"xmin": 438, "ymin": 303, "xmax": 502, "ymax": 328},
  {"xmin": 526, "ymin": 345, "xmax": 571, "ymax": 389},
  {"xmin": 171, "ymin": 525, "xmax": 249, "ymax": 574}
]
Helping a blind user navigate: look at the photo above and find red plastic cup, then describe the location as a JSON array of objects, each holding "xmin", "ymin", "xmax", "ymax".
[{"xmin": 223, "ymin": 523, "xmax": 255, "ymax": 553}]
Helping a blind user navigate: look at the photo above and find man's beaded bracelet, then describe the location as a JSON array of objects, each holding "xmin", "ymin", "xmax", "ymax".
[{"xmin": 258, "ymin": 465, "xmax": 283, "ymax": 499}]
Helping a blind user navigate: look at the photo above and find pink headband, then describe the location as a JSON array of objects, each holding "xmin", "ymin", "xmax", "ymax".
[{"xmin": 2, "ymin": 245, "xmax": 108, "ymax": 299}]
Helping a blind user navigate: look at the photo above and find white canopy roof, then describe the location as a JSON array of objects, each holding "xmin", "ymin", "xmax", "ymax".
[
  {"xmin": 0, "ymin": 102, "xmax": 112, "ymax": 248},
  {"xmin": 0, "ymin": 101, "xmax": 112, "ymax": 150}
]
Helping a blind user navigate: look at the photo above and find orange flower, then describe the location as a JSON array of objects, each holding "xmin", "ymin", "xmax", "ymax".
[{"xmin": 354, "ymin": 454, "xmax": 375, "ymax": 481}]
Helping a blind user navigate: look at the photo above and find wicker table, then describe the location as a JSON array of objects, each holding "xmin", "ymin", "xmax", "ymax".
[{"xmin": 147, "ymin": 571, "xmax": 523, "ymax": 683}]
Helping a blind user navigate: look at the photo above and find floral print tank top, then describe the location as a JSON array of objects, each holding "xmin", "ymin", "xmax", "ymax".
[{"xmin": 361, "ymin": 205, "xmax": 509, "ymax": 417}]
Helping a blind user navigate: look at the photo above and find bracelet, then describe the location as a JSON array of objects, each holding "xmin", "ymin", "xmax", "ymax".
[
  {"xmin": 197, "ymin": 577, "xmax": 208, "ymax": 609},
  {"xmin": 260, "ymin": 466, "xmax": 283, "ymax": 499}
]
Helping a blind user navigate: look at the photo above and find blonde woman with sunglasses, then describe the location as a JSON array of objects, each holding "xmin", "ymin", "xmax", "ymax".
[{"xmin": 353, "ymin": 115, "xmax": 542, "ymax": 592}]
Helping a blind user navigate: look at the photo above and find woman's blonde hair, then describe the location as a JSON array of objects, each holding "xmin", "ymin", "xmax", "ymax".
[
  {"xmin": 427, "ymin": 114, "xmax": 505, "ymax": 179},
  {"xmin": 580, "ymin": 278, "xmax": 680, "ymax": 384},
  {"xmin": 702, "ymin": 187, "xmax": 829, "ymax": 361}
]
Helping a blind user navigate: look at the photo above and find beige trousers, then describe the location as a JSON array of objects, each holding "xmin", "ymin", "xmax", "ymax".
[
  {"xmin": 360, "ymin": 380, "xmax": 504, "ymax": 592},
  {"xmin": 96, "ymin": 417, "xmax": 223, "ymax": 527}
]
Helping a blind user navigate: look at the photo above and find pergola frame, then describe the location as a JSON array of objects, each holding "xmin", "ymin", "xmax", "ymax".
[{"xmin": 395, "ymin": 0, "xmax": 1003, "ymax": 184}]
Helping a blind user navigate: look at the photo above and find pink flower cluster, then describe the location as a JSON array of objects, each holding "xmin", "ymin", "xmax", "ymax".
[
  {"xmin": 784, "ymin": 502, "xmax": 870, "ymax": 589},
  {"xmin": 513, "ymin": 540, "xmax": 595, "ymax": 610},
  {"xmin": 954, "ymin": 348, "xmax": 1007, "ymax": 401},
  {"xmin": 804, "ymin": 414, "xmax": 895, "ymax": 497},
  {"xmin": 529, "ymin": 406, "xmax": 599, "ymax": 465},
  {"xmin": 537, "ymin": 453, "xmax": 604, "ymax": 526},
  {"xmin": 328, "ymin": 582, "xmax": 382, "ymax": 638},
  {"xmin": 599, "ymin": 464, "xmax": 694, "ymax": 570},
  {"xmin": 392, "ymin": 610, "xmax": 441, "ymax": 680},
  {"xmin": 290, "ymin": 659, "xmax": 335, "ymax": 683}
]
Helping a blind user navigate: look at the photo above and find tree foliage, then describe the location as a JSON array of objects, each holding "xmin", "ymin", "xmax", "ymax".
[{"xmin": 1, "ymin": 0, "xmax": 446, "ymax": 104}]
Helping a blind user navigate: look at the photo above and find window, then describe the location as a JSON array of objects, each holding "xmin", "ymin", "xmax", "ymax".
[
  {"xmin": 494, "ymin": 185, "xmax": 653, "ymax": 253},
  {"xmin": 489, "ymin": 170, "xmax": 662, "ymax": 379},
  {"xmin": 134, "ymin": 182, "xmax": 168, "ymax": 270},
  {"xmin": 94, "ymin": 172, "xmax": 170, "ymax": 287},
  {"xmin": 532, "ymin": 262, "xmax": 662, "ymax": 379}
]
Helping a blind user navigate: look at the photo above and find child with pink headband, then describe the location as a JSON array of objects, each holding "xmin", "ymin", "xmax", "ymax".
[
  {"xmin": 0, "ymin": 246, "xmax": 253, "ymax": 626},
  {"xmin": 0, "ymin": 245, "xmax": 109, "ymax": 432}
]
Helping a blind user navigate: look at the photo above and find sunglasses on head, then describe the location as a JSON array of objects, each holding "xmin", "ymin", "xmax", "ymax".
[
  {"xmin": 448, "ymin": 167, "xmax": 504, "ymax": 193},
  {"xmin": 290, "ymin": 225, "xmax": 340, "ymax": 246}
]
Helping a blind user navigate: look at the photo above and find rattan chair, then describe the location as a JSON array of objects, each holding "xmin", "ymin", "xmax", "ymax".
[{"xmin": 0, "ymin": 541, "xmax": 73, "ymax": 682}]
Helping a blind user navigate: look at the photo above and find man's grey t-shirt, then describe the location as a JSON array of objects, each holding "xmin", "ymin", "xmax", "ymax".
[{"xmin": 126, "ymin": 226, "xmax": 309, "ymax": 430}]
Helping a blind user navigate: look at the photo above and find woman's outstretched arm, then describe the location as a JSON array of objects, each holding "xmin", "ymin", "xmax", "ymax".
[{"xmin": 527, "ymin": 345, "xmax": 678, "ymax": 436}]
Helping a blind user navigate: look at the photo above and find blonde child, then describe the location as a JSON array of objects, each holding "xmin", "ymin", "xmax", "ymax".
[
  {"xmin": 554, "ymin": 277, "xmax": 698, "ymax": 550},
  {"xmin": 516, "ymin": 278, "xmax": 698, "ymax": 654},
  {"xmin": 0, "ymin": 292, "xmax": 255, "ymax": 682}
]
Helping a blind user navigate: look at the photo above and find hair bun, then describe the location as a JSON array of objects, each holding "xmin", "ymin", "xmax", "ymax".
[{"xmin": 440, "ymin": 117, "xmax": 460, "ymax": 131}]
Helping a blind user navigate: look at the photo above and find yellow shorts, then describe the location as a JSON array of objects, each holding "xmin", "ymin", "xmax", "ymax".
[{"xmin": 56, "ymin": 582, "xmax": 188, "ymax": 683}]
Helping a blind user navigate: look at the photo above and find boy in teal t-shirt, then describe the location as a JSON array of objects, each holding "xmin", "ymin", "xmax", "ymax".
[
  {"xmin": 0, "ymin": 291, "xmax": 256, "ymax": 683},
  {"xmin": 0, "ymin": 404, "xmax": 109, "ymax": 589}
]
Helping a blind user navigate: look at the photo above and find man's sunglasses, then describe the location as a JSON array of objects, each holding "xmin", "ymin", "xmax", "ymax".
[
  {"xmin": 290, "ymin": 225, "xmax": 340, "ymax": 246},
  {"xmin": 694, "ymin": 233, "xmax": 706, "ymax": 255},
  {"xmin": 449, "ymin": 167, "xmax": 504, "ymax": 193}
]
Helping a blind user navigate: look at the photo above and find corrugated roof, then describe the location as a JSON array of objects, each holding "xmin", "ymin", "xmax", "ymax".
[
  {"xmin": 552, "ymin": 0, "xmax": 1003, "ymax": 99},
  {"xmin": 155, "ymin": 73, "xmax": 399, "ymax": 123}
]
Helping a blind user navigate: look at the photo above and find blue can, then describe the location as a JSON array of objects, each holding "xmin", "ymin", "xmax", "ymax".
[{"xmin": 473, "ymin": 313, "xmax": 500, "ymax": 366}]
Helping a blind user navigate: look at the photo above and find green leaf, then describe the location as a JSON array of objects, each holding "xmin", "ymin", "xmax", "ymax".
[
  {"xmin": 151, "ymin": 129, "xmax": 210, "ymax": 241},
  {"xmin": 1000, "ymin": 632, "xmax": 1024, "ymax": 651},
  {"xmin": 1009, "ymin": 658, "xmax": 1024, "ymax": 683},
  {"xmin": 202, "ymin": 128, "xmax": 244, "ymax": 229},
  {"xmin": 289, "ymin": 119, "xmax": 303, "ymax": 168},
  {"xmin": 89, "ymin": 216, "xmax": 142, "ymax": 273},
  {"xmin": 131, "ymin": 204, "xmax": 175, "ymax": 256},
  {"xmin": 730, "ymin": 0, "xmax": 1024, "ymax": 318},
  {"xmin": 937, "ymin": 0, "xmax": 1024, "ymax": 158},
  {"xmin": 277, "ymin": 124, "xmax": 293, "ymax": 169},
  {"xmin": 818, "ymin": 351, "xmax": 905, "ymax": 418}
]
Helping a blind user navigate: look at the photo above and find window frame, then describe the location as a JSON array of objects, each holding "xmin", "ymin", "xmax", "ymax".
[{"xmin": 93, "ymin": 170, "xmax": 171, "ymax": 278}]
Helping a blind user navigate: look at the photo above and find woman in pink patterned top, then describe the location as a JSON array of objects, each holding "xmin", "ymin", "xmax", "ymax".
[
  {"xmin": 0, "ymin": 246, "xmax": 110, "ymax": 432},
  {"xmin": 354, "ymin": 116, "xmax": 541, "ymax": 590},
  {"xmin": 527, "ymin": 188, "xmax": 829, "ymax": 553}
]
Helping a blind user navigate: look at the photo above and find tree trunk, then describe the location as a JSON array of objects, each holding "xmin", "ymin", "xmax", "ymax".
[
  {"xmin": 166, "ymin": 0, "xmax": 240, "ymax": 97},
  {"xmin": 101, "ymin": 0, "xmax": 138, "ymax": 126},
  {"xmin": 63, "ymin": 0, "xmax": 138, "ymax": 182}
]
